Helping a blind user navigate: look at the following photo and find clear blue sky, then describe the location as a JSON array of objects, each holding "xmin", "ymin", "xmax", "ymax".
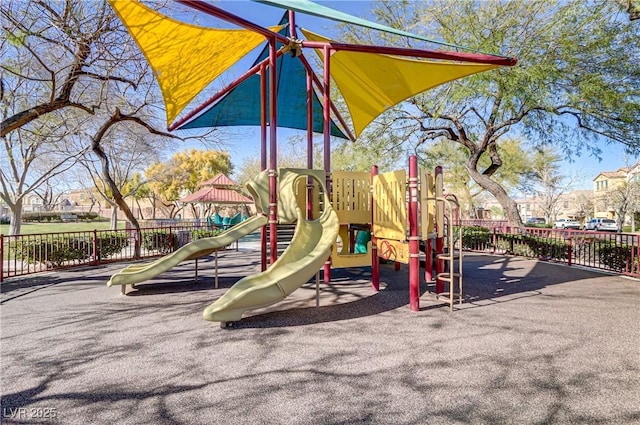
[{"xmin": 176, "ymin": 0, "xmax": 637, "ymax": 189}]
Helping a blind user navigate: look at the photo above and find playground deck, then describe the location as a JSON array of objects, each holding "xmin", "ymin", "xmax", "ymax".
[{"xmin": 1, "ymin": 246, "xmax": 639, "ymax": 425}]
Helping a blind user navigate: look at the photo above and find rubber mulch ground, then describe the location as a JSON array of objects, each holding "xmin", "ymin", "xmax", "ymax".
[{"xmin": 1, "ymin": 249, "xmax": 639, "ymax": 424}]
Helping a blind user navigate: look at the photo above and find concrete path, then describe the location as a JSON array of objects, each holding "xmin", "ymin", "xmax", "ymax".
[{"xmin": 1, "ymin": 250, "xmax": 639, "ymax": 424}]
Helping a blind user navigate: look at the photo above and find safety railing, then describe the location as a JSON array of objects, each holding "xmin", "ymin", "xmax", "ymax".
[
  {"xmin": 2, "ymin": 224, "xmax": 638, "ymax": 282},
  {"xmin": 0, "ymin": 223, "xmax": 222, "ymax": 282},
  {"xmin": 461, "ymin": 225, "xmax": 639, "ymax": 278}
]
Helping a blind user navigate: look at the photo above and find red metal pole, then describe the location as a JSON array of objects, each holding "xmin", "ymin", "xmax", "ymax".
[
  {"xmin": 297, "ymin": 54, "xmax": 356, "ymax": 142},
  {"xmin": 371, "ymin": 165, "xmax": 379, "ymax": 292},
  {"xmin": 93, "ymin": 229, "xmax": 98, "ymax": 266},
  {"xmin": 268, "ymin": 38, "xmax": 278, "ymax": 266},
  {"xmin": 306, "ymin": 69, "xmax": 314, "ymax": 220},
  {"xmin": 260, "ymin": 63, "xmax": 268, "ymax": 271},
  {"xmin": 0, "ymin": 234, "xmax": 4, "ymax": 283},
  {"xmin": 178, "ymin": 0, "xmax": 289, "ymax": 43},
  {"xmin": 301, "ymin": 40, "xmax": 517, "ymax": 66},
  {"xmin": 435, "ymin": 165, "xmax": 444, "ymax": 293},
  {"xmin": 409, "ymin": 155, "xmax": 420, "ymax": 312},
  {"xmin": 323, "ymin": 43, "xmax": 331, "ymax": 283},
  {"xmin": 567, "ymin": 229, "xmax": 572, "ymax": 267}
]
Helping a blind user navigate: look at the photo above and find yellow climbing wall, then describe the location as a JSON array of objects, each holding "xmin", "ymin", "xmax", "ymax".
[
  {"xmin": 331, "ymin": 171, "xmax": 371, "ymax": 224},
  {"xmin": 372, "ymin": 170, "xmax": 406, "ymax": 241}
]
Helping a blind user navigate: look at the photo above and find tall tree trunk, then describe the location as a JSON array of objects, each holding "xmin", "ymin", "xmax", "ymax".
[
  {"xmin": 91, "ymin": 119, "xmax": 142, "ymax": 258},
  {"xmin": 8, "ymin": 199, "xmax": 23, "ymax": 235},
  {"xmin": 110, "ymin": 206, "xmax": 118, "ymax": 230},
  {"xmin": 467, "ymin": 164, "xmax": 523, "ymax": 227}
]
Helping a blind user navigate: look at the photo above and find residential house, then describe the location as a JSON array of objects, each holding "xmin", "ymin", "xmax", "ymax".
[
  {"xmin": 592, "ymin": 165, "xmax": 639, "ymax": 225},
  {"xmin": 593, "ymin": 168, "xmax": 627, "ymax": 219}
]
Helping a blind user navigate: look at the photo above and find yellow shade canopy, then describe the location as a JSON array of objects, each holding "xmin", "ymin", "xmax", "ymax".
[
  {"xmin": 109, "ymin": 0, "xmax": 282, "ymax": 125},
  {"xmin": 301, "ymin": 29, "xmax": 499, "ymax": 138}
]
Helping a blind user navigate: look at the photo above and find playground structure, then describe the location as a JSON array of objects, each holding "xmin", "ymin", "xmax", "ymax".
[
  {"xmin": 108, "ymin": 159, "xmax": 464, "ymax": 320},
  {"xmin": 107, "ymin": 0, "xmax": 516, "ymax": 323}
]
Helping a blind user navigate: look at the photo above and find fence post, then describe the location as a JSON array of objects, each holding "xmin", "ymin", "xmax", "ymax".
[
  {"xmin": 567, "ymin": 230, "xmax": 572, "ymax": 267},
  {"xmin": 93, "ymin": 229, "xmax": 98, "ymax": 266},
  {"xmin": 1, "ymin": 234, "xmax": 4, "ymax": 283},
  {"xmin": 492, "ymin": 228, "xmax": 497, "ymax": 255}
]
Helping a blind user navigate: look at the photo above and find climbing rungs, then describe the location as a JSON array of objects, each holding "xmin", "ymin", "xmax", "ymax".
[
  {"xmin": 436, "ymin": 272, "xmax": 461, "ymax": 282},
  {"xmin": 437, "ymin": 253, "xmax": 460, "ymax": 261}
]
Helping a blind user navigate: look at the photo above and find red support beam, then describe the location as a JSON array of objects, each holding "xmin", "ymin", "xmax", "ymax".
[
  {"xmin": 302, "ymin": 40, "xmax": 517, "ymax": 66},
  {"xmin": 177, "ymin": 0, "xmax": 289, "ymax": 44},
  {"xmin": 260, "ymin": 63, "xmax": 268, "ymax": 271},
  {"xmin": 371, "ymin": 165, "xmax": 380, "ymax": 292},
  {"xmin": 268, "ymin": 38, "xmax": 279, "ymax": 266},
  {"xmin": 322, "ymin": 44, "xmax": 332, "ymax": 283},
  {"xmin": 409, "ymin": 156, "xmax": 420, "ymax": 312}
]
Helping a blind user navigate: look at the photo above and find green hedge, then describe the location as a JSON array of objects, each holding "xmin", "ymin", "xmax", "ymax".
[
  {"xmin": 461, "ymin": 226, "xmax": 493, "ymax": 249},
  {"xmin": 13, "ymin": 233, "xmax": 130, "ymax": 266},
  {"xmin": 13, "ymin": 237, "xmax": 91, "ymax": 267},
  {"xmin": 495, "ymin": 234, "xmax": 569, "ymax": 260},
  {"xmin": 191, "ymin": 229, "xmax": 223, "ymax": 240},
  {"xmin": 142, "ymin": 231, "xmax": 177, "ymax": 254},
  {"xmin": 597, "ymin": 243, "xmax": 639, "ymax": 274},
  {"xmin": 95, "ymin": 233, "xmax": 130, "ymax": 258},
  {"xmin": 22, "ymin": 212, "xmax": 100, "ymax": 222}
]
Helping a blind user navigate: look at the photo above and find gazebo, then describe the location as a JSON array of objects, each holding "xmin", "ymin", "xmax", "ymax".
[{"xmin": 180, "ymin": 174, "xmax": 253, "ymax": 225}]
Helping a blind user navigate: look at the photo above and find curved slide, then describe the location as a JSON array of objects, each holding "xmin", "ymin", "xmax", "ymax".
[
  {"xmin": 202, "ymin": 170, "xmax": 339, "ymax": 323},
  {"xmin": 107, "ymin": 214, "xmax": 268, "ymax": 288}
]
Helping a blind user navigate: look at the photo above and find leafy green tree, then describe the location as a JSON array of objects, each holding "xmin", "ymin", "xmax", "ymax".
[
  {"xmin": 146, "ymin": 149, "xmax": 232, "ymax": 218},
  {"xmin": 527, "ymin": 148, "xmax": 573, "ymax": 223},
  {"xmin": 344, "ymin": 0, "xmax": 639, "ymax": 225},
  {"xmin": 419, "ymin": 138, "xmax": 532, "ymax": 218}
]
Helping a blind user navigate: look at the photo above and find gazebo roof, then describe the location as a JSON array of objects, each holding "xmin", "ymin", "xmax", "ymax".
[
  {"xmin": 180, "ymin": 186, "xmax": 253, "ymax": 204},
  {"xmin": 198, "ymin": 173, "xmax": 240, "ymax": 188}
]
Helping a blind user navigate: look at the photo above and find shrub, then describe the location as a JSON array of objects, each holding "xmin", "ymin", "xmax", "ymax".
[
  {"xmin": 22, "ymin": 212, "xmax": 60, "ymax": 222},
  {"xmin": 598, "ymin": 243, "xmax": 639, "ymax": 274},
  {"xmin": 191, "ymin": 229, "xmax": 223, "ymax": 240},
  {"xmin": 14, "ymin": 236, "xmax": 91, "ymax": 267},
  {"xmin": 142, "ymin": 230, "xmax": 177, "ymax": 254},
  {"xmin": 461, "ymin": 226, "xmax": 493, "ymax": 250},
  {"xmin": 76, "ymin": 212, "xmax": 99, "ymax": 221},
  {"xmin": 95, "ymin": 232, "xmax": 130, "ymax": 259},
  {"xmin": 495, "ymin": 234, "xmax": 568, "ymax": 260}
]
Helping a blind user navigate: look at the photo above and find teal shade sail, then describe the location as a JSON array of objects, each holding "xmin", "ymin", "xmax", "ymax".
[{"xmin": 178, "ymin": 14, "xmax": 347, "ymax": 139}]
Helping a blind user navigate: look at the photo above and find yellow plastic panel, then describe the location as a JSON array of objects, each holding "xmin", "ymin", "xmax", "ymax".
[
  {"xmin": 331, "ymin": 224, "xmax": 372, "ymax": 268},
  {"xmin": 372, "ymin": 170, "xmax": 406, "ymax": 241},
  {"xmin": 109, "ymin": 0, "xmax": 281, "ymax": 125},
  {"xmin": 376, "ymin": 239, "xmax": 409, "ymax": 264},
  {"xmin": 420, "ymin": 172, "xmax": 435, "ymax": 240},
  {"xmin": 301, "ymin": 30, "xmax": 498, "ymax": 138},
  {"xmin": 331, "ymin": 171, "xmax": 371, "ymax": 224}
]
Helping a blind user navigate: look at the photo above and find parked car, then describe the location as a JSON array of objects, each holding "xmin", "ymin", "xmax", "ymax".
[
  {"xmin": 584, "ymin": 218, "xmax": 619, "ymax": 232},
  {"xmin": 526, "ymin": 217, "xmax": 546, "ymax": 224},
  {"xmin": 553, "ymin": 218, "xmax": 580, "ymax": 229}
]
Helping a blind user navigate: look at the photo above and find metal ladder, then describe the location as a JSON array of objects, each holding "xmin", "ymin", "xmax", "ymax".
[{"xmin": 434, "ymin": 196, "xmax": 463, "ymax": 311}]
